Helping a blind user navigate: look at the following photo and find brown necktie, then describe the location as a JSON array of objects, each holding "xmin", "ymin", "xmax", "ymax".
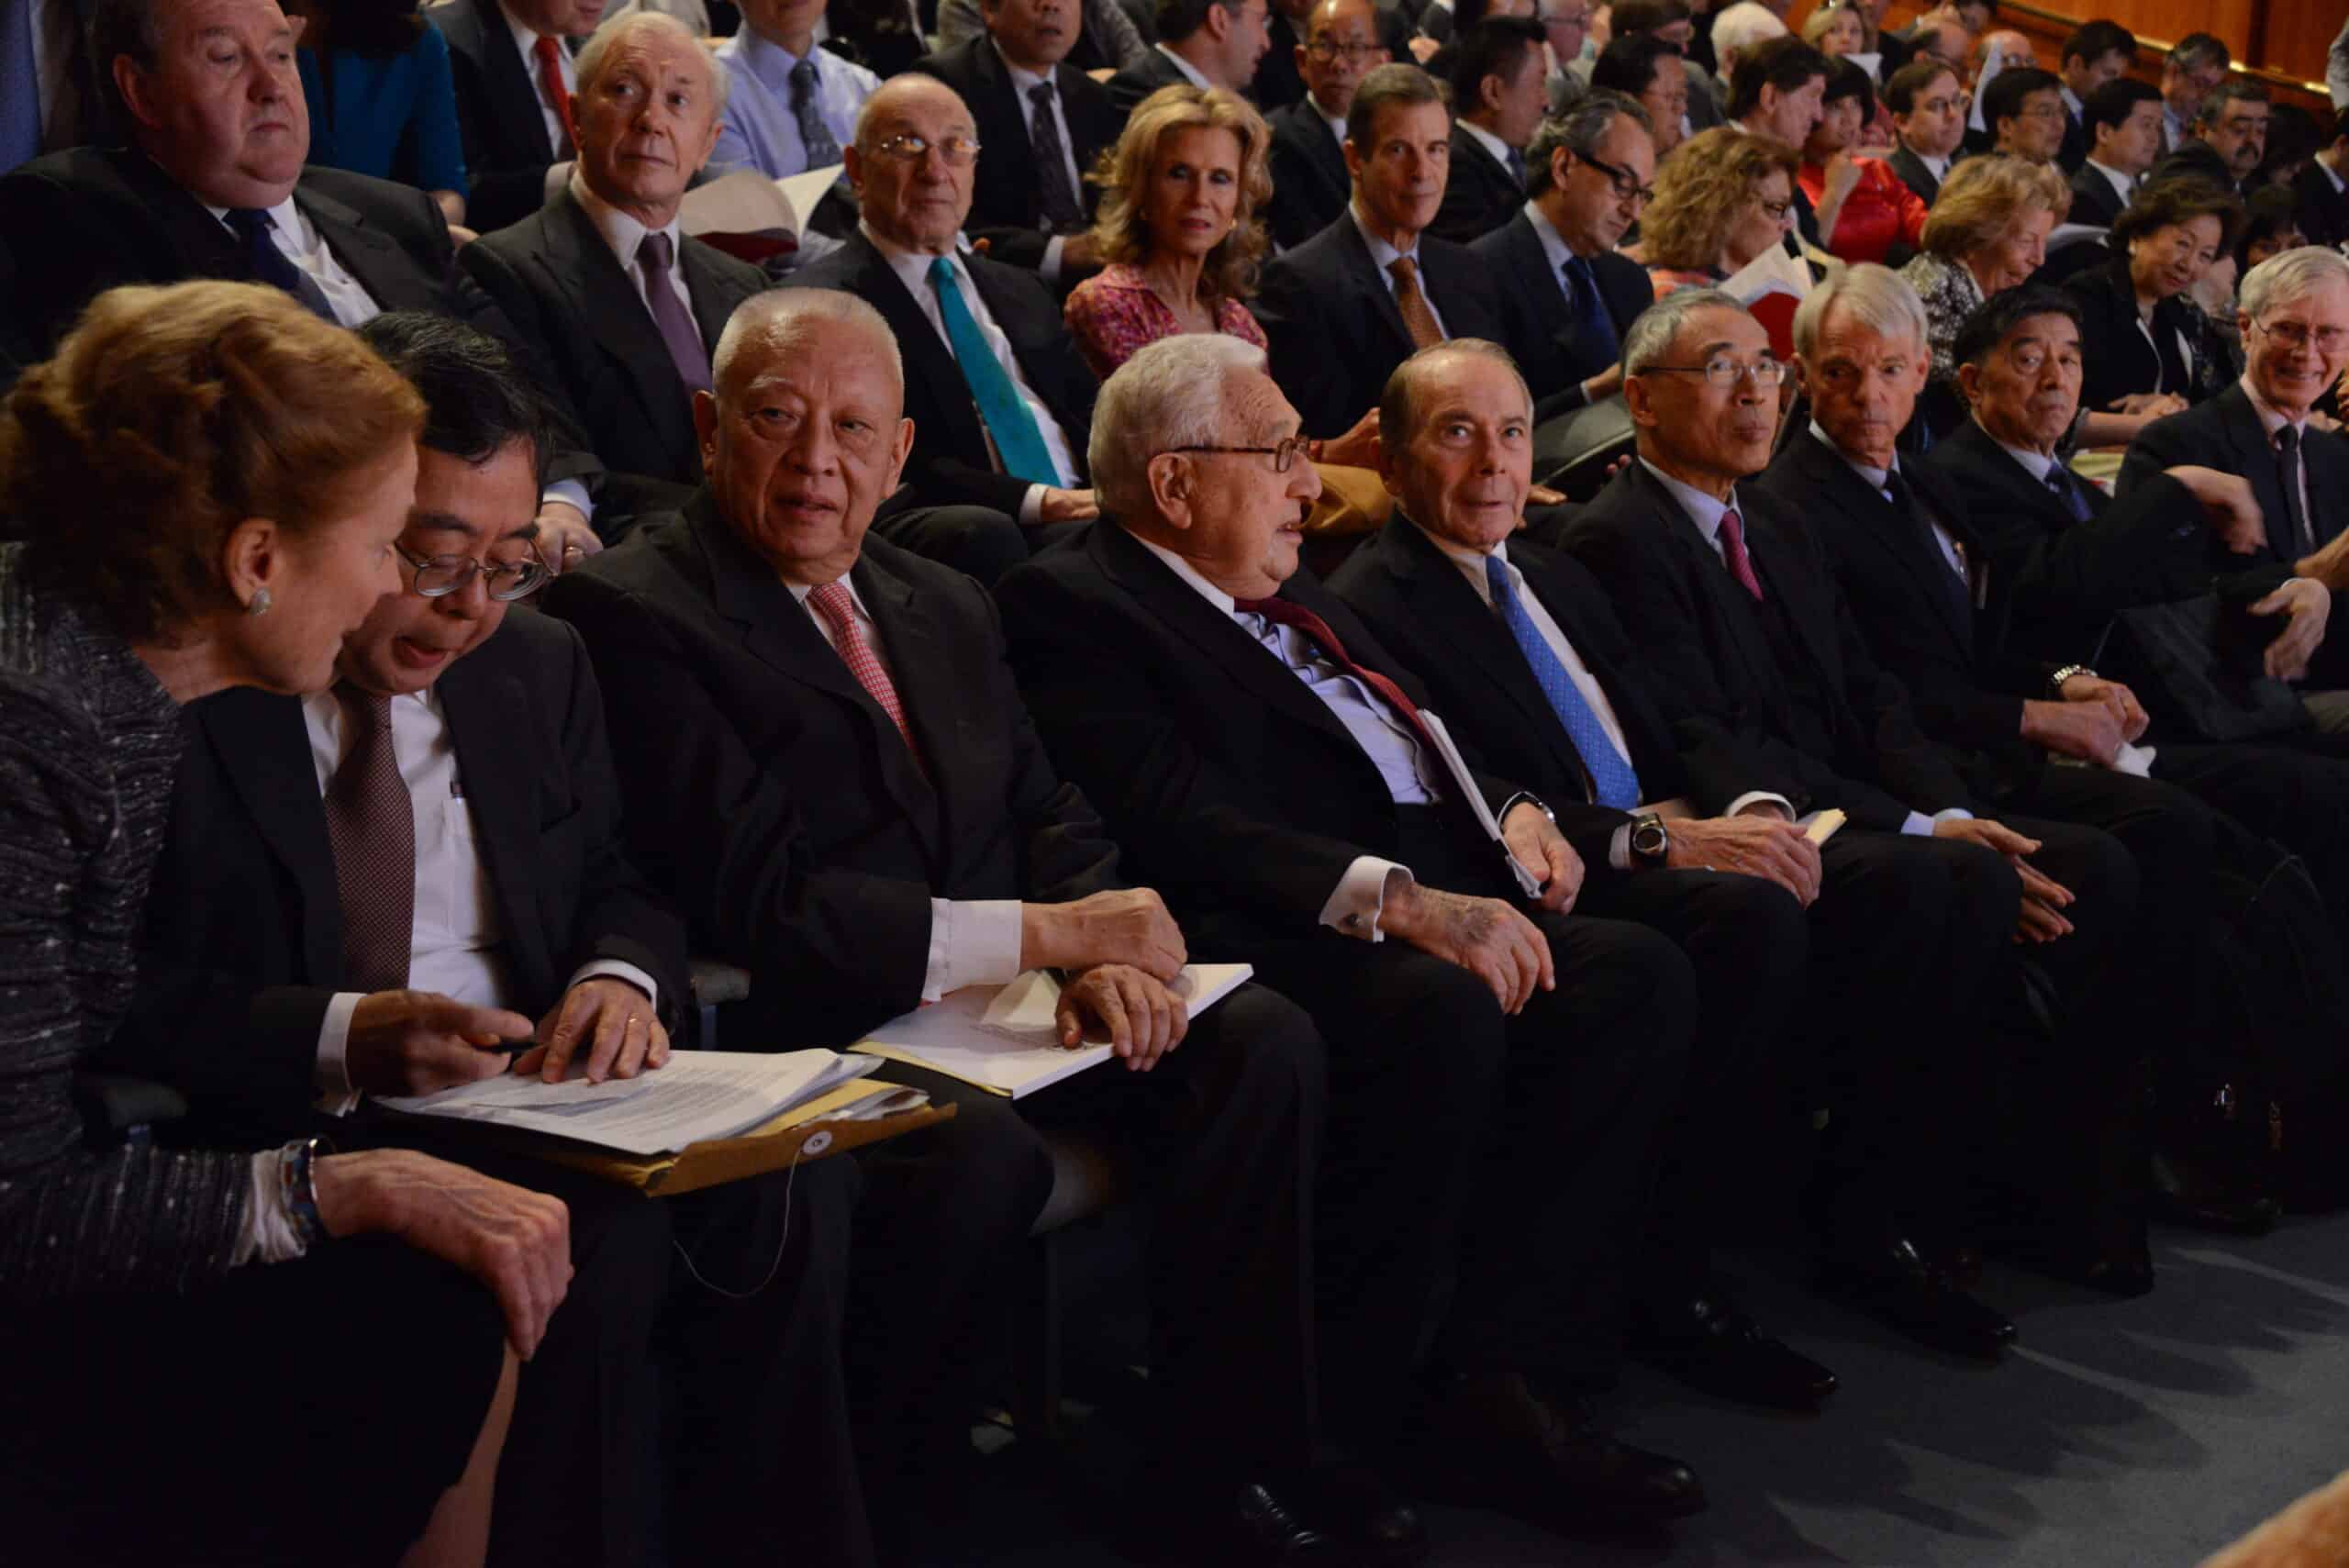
[
  {"xmin": 1387, "ymin": 256, "xmax": 1444, "ymax": 350},
  {"xmin": 323, "ymin": 685, "xmax": 415, "ymax": 993}
]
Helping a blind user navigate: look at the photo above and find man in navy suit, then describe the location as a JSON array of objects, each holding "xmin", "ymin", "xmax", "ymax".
[{"xmin": 1264, "ymin": 0, "xmax": 1388, "ymax": 250}]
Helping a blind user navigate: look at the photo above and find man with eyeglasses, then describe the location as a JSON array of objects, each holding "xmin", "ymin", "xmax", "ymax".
[
  {"xmin": 789, "ymin": 73, "xmax": 1098, "ymax": 583},
  {"xmin": 1266, "ymin": 0, "xmax": 1390, "ymax": 249},
  {"xmin": 118, "ymin": 310, "xmax": 876, "ymax": 1568},
  {"xmin": 2157, "ymin": 32, "xmax": 2229, "ymax": 157},
  {"xmin": 1475, "ymin": 89, "xmax": 1656, "ymax": 413},
  {"xmin": 1726, "ymin": 35, "xmax": 1829, "ymax": 245},
  {"xmin": 2121, "ymin": 246, "xmax": 2349, "ymax": 730},
  {"xmin": 1885, "ymin": 57, "xmax": 1965, "ymax": 204},
  {"xmin": 1982, "ymin": 64, "xmax": 2065, "ymax": 167},
  {"xmin": 1590, "ymin": 33, "xmax": 1691, "ymax": 155},
  {"xmin": 1562, "ymin": 289, "xmax": 2045, "ymax": 1362},
  {"xmin": 2153, "ymin": 77, "xmax": 2269, "ymax": 200}
]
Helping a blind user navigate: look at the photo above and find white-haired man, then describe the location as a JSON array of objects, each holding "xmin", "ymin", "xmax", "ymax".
[
  {"xmin": 998, "ymin": 331, "xmax": 1714, "ymax": 1534},
  {"xmin": 1705, "ymin": 0, "xmax": 1786, "ymax": 118},
  {"xmin": 540, "ymin": 289, "xmax": 1410, "ymax": 1568}
]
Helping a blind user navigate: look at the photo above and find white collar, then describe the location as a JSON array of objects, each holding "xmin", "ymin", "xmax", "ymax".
[
  {"xmin": 2085, "ymin": 156, "xmax": 2136, "ymax": 204},
  {"xmin": 786, "ymin": 572, "xmax": 867, "ymax": 611},
  {"xmin": 1456, "ymin": 116, "xmax": 1515, "ymax": 171},
  {"xmin": 1411, "ymin": 517, "xmax": 1510, "ymax": 601},
  {"xmin": 498, "ymin": 0, "xmax": 561, "ymax": 65},
  {"xmin": 1521, "ymin": 199, "xmax": 1580, "ymax": 272},
  {"xmin": 1155, "ymin": 42, "xmax": 1215, "ymax": 90},
  {"xmin": 569, "ymin": 168, "xmax": 684, "ymax": 273},
  {"xmin": 2242, "ymin": 373, "xmax": 2312, "ymax": 440},
  {"xmin": 1130, "ymin": 528, "xmax": 1240, "ymax": 613},
  {"xmin": 1348, "ymin": 201, "xmax": 1417, "ymax": 270},
  {"xmin": 1807, "ymin": 420, "xmax": 1898, "ymax": 492},
  {"xmin": 1637, "ymin": 457, "xmax": 1741, "ymax": 542},
  {"xmin": 860, "ymin": 218, "xmax": 971, "ymax": 289},
  {"xmin": 991, "ymin": 37, "xmax": 1053, "ymax": 96},
  {"xmin": 1985, "ymin": 422, "xmax": 2060, "ymax": 483}
]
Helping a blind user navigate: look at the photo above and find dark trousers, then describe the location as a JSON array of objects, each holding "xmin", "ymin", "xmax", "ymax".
[
  {"xmin": 2158, "ymin": 738, "xmax": 2349, "ymax": 954},
  {"xmin": 844, "ymin": 983, "xmax": 1323, "ymax": 1535},
  {"xmin": 867, "ymin": 494, "xmax": 1090, "ymax": 586}
]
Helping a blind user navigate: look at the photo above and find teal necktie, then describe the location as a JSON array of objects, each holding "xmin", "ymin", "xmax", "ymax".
[{"xmin": 927, "ymin": 255, "xmax": 1061, "ymax": 486}]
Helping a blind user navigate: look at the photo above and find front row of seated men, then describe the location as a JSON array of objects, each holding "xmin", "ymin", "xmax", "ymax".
[{"xmin": 100, "ymin": 271, "xmax": 2349, "ymax": 1565}]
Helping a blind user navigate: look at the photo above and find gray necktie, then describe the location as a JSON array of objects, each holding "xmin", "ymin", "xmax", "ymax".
[
  {"xmin": 324, "ymin": 685, "xmax": 414, "ymax": 994},
  {"xmin": 1028, "ymin": 81, "xmax": 1084, "ymax": 233},
  {"xmin": 636, "ymin": 230, "xmax": 710, "ymax": 395},
  {"xmin": 790, "ymin": 53, "xmax": 842, "ymax": 168}
]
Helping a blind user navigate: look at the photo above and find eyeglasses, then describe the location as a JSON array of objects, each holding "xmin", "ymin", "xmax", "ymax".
[
  {"xmin": 1165, "ymin": 437, "xmax": 1309, "ymax": 473},
  {"xmin": 1638, "ymin": 355, "xmax": 1788, "ymax": 388},
  {"xmin": 395, "ymin": 542, "xmax": 551, "ymax": 601},
  {"xmin": 1575, "ymin": 150, "xmax": 1654, "ymax": 205},
  {"xmin": 2252, "ymin": 319, "xmax": 2349, "ymax": 352},
  {"xmin": 1755, "ymin": 195, "xmax": 1795, "ymax": 220},
  {"xmin": 2019, "ymin": 104, "xmax": 2067, "ymax": 121},
  {"xmin": 868, "ymin": 131, "xmax": 982, "ymax": 167},
  {"xmin": 1305, "ymin": 39, "xmax": 1388, "ymax": 61}
]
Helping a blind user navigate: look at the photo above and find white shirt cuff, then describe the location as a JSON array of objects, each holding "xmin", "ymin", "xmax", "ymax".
[
  {"xmin": 315, "ymin": 991, "xmax": 365, "ymax": 1117},
  {"xmin": 567, "ymin": 960, "xmax": 658, "ymax": 1018},
  {"xmin": 1608, "ymin": 823, "xmax": 1631, "ymax": 872},
  {"xmin": 541, "ymin": 477, "xmax": 594, "ymax": 525},
  {"xmin": 1041, "ymin": 233, "xmax": 1067, "ymax": 284},
  {"xmin": 1320, "ymin": 856, "xmax": 1412, "ymax": 940},
  {"xmin": 234, "ymin": 1149, "xmax": 307, "ymax": 1267},
  {"xmin": 923, "ymin": 897, "xmax": 1026, "ymax": 1002},
  {"xmin": 1019, "ymin": 484, "xmax": 1046, "ymax": 526},
  {"xmin": 1901, "ymin": 806, "xmax": 1976, "ymax": 836},
  {"xmin": 1725, "ymin": 791, "xmax": 1797, "ymax": 820}
]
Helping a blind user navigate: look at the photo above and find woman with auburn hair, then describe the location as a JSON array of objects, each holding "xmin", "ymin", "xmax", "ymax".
[
  {"xmin": 1632, "ymin": 127, "xmax": 1802, "ymax": 296},
  {"xmin": 0, "ymin": 281, "xmax": 572, "ymax": 1568},
  {"xmin": 1063, "ymin": 84, "xmax": 1277, "ymax": 380}
]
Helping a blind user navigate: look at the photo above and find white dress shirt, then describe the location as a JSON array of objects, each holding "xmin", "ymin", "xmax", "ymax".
[
  {"xmin": 787, "ymin": 575, "xmax": 1025, "ymax": 999},
  {"xmin": 861, "ymin": 220, "xmax": 1082, "ymax": 517},
  {"xmin": 1154, "ymin": 42, "xmax": 1214, "ymax": 89},
  {"xmin": 709, "ymin": 28, "xmax": 877, "ymax": 179},
  {"xmin": 569, "ymin": 168, "xmax": 700, "ymax": 349},
  {"xmin": 1349, "ymin": 203, "xmax": 1452, "ymax": 340},
  {"xmin": 500, "ymin": 0, "xmax": 573, "ymax": 157},
  {"xmin": 205, "ymin": 195, "xmax": 380, "ymax": 328},
  {"xmin": 2243, "ymin": 373, "xmax": 2316, "ymax": 546},
  {"xmin": 303, "ymin": 685, "xmax": 658, "ymax": 1108},
  {"xmin": 1456, "ymin": 115, "xmax": 1516, "ymax": 176},
  {"xmin": 2082, "ymin": 156, "xmax": 2135, "ymax": 216},
  {"xmin": 998, "ymin": 42, "xmax": 1085, "ymax": 283},
  {"xmin": 1132, "ymin": 531, "xmax": 1442, "ymax": 940}
]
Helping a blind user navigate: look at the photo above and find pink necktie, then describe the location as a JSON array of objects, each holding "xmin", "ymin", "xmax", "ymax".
[
  {"xmin": 807, "ymin": 579, "xmax": 924, "ymax": 772},
  {"xmin": 1719, "ymin": 507, "xmax": 1765, "ymax": 601}
]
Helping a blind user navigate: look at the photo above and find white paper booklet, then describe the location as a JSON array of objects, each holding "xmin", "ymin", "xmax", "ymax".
[
  {"xmin": 852, "ymin": 962, "xmax": 1254, "ymax": 1098},
  {"xmin": 377, "ymin": 1049, "xmax": 878, "ymax": 1156},
  {"xmin": 678, "ymin": 164, "xmax": 844, "ymax": 239}
]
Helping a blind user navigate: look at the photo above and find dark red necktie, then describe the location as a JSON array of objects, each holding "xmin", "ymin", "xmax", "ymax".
[{"xmin": 1236, "ymin": 594, "xmax": 1438, "ymax": 755}]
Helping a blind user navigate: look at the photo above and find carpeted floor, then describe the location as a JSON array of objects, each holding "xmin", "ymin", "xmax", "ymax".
[{"xmin": 928, "ymin": 1212, "xmax": 2349, "ymax": 1566}]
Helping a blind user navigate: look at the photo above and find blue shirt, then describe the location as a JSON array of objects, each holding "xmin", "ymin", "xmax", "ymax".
[
  {"xmin": 296, "ymin": 24, "xmax": 468, "ymax": 195},
  {"xmin": 709, "ymin": 31, "xmax": 878, "ymax": 180}
]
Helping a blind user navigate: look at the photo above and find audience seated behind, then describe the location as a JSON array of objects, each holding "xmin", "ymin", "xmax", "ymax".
[
  {"xmin": 1472, "ymin": 91, "xmax": 1653, "ymax": 417},
  {"xmin": 1588, "ymin": 31, "xmax": 1697, "ymax": 160},
  {"xmin": 1633, "ymin": 125, "xmax": 1799, "ymax": 298},
  {"xmin": 2147, "ymin": 78, "xmax": 2268, "ymax": 203},
  {"xmin": 1256, "ymin": 63, "xmax": 1508, "ymax": 439},
  {"xmin": 786, "ymin": 74, "xmax": 1098, "ymax": 584},
  {"xmin": 1723, "ymin": 35, "xmax": 1829, "ymax": 248},
  {"xmin": 1061, "ymin": 85, "xmax": 1273, "ymax": 378},
  {"xmin": 1800, "ymin": 59, "xmax": 1927, "ymax": 266},
  {"xmin": 2288, "ymin": 107, "xmax": 2349, "ymax": 253},
  {"xmin": 1264, "ymin": 0, "xmax": 1390, "ymax": 252},
  {"xmin": 2053, "ymin": 18, "xmax": 2135, "ymax": 174},
  {"xmin": 1980, "ymin": 64, "xmax": 2065, "ymax": 167},
  {"xmin": 1898, "ymin": 153, "xmax": 2066, "ymax": 443},
  {"xmin": 996, "ymin": 331, "xmax": 1714, "ymax": 1531},
  {"xmin": 821, "ymin": 0, "xmax": 931, "ymax": 77},
  {"xmin": 429, "ymin": 0, "xmax": 596, "ymax": 233},
  {"xmin": 936, "ymin": 0, "xmax": 1154, "ymax": 73},
  {"xmin": 1105, "ymin": 0, "xmax": 1271, "ymax": 114},
  {"xmin": 2065, "ymin": 76, "xmax": 2162, "ymax": 228},
  {"xmin": 1884, "ymin": 56, "xmax": 1964, "ymax": 206},
  {"xmin": 293, "ymin": 0, "xmax": 473, "ymax": 226},
  {"xmin": 909, "ymin": 0, "xmax": 1125, "ymax": 280},
  {"xmin": 460, "ymin": 13, "xmax": 765, "ymax": 530},
  {"xmin": 1428, "ymin": 17, "xmax": 1546, "ymax": 244},
  {"xmin": 538, "ymin": 289, "xmax": 1399, "ymax": 1568},
  {"xmin": 705, "ymin": 0, "xmax": 881, "ymax": 181},
  {"xmin": 0, "ymin": 280, "xmax": 551, "ymax": 1568},
  {"xmin": 2063, "ymin": 177, "xmax": 2243, "ymax": 422}
]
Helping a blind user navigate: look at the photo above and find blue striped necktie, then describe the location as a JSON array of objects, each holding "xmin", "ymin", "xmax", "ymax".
[{"xmin": 1485, "ymin": 554, "xmax": 1640, "ymax": 808}]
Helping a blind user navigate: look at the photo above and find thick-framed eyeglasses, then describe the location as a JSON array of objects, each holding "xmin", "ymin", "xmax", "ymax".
[
  {"xmin": 395, "ymin": 542, "xmax": 551, "ymax": 601},
  {"xmin": 2251, "ymin": 318, "xmax": 2349, "ymax": 353},
  {"xmin": 1305, "ymin": 39, "xmax": 1387, "ymax": 61},
  {"xmin": 1638, "ymin": 355, "xmax": 1787, "ymax": 389},
  {"xmin": 870, "ymin": 132, "xmax": 982, "ymax": 167},
  {"xmin": 1166, "ymin": 437, "xmax": 1309, "ymax": 473},
  {"xmin": 1575, "ymin": 150, "xmax": 1654, "ymax": 206}
]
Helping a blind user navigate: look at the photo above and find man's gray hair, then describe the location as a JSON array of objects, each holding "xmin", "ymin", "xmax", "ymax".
[
  {"xmin": 1709, "ymin": 0, "xmax": 1787, "ymax": 73},
  {"xmin": 1621, "ymin": 286, "xmax": 1746, "ymax": 377},
  {"xmin": 1791, "ymin": 261, "xmax": 1929, "ymax": 357},
  {"xmin": 1524, "ymin": 90, "xmax": 1651, "ymax": 197},
  {"xmin": 575, "ymin": 10, "xmax": 730, "ymax": 116},
  {"xmin": 1090, "ymin": 335, "xmax": 1268, "ymax": 518},
  {"xmin": 2239, "ymin": 246, "xmax": 2349, "ymax": 325},
  {"xmin": 1378, "ymin": 339, "xmax": 1533, "ymax": 451},
  {"xmin": 712, "ymin": 289, "xmax": 902, "ymax": 405}
]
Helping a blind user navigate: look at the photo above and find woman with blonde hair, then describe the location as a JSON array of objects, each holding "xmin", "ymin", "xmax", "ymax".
[
  {"xmin": 1063, "ymin": 84, "xmax": 1276, "ymax": 380},
  {"xmin": 1633, "ymin": 127, "xmax": 1802, "ymax": 296}
]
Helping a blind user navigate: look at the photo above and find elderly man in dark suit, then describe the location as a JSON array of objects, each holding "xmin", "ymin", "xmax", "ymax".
[
  {"xmin": 430, "ymin": 0, "xmax": 600, "ymax": 232},
  {"xmin": 1329, "ymin": 340, "xmax": 1836, "ymax": 1408},
  {"xmin": 998, "ymin": 332, "xmax": 1716, "ymax": 1531},
  {"xmin": 787, "ymin": 73, "xmax": 1097, "ymax": 583},
  {"xmin": 1429, "ymin": 17, "xmax": 1545, "ymax": 243},
  {"xmin": 1106, "ymin": 0, "xmax": 1271, "ymax": 112},
  {"xmin": 110, "ymin": 313, "xmax": 872, "ymax": 1568},
  {"xmin": 1258, "ymin": 62, "xmax": 1508, "ymax": 439},
  {"xmin": 1474, "ymin": 90, "xmax": 1653, "ymax": 417},
  {"xmin": 0, "ymin": 0, "xmax": 606, "ymax": 564},
  {"xmin": 1265, "ymin": 0, "xmax": 1388, "ymax": 250},
  {"xmin": 462, "ymin": 13, "xmax": 763, "ymax": 530},
  {"xmin": 910, "ymin": 0, "xmax": 1126, "ymax": 282},
  {"xmin": 540, "ymin": 288, "xmax": 1401, "ymax": 1568}
]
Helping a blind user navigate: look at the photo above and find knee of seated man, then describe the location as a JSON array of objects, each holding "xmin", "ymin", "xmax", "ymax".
[
  {"xmin": 1550, "ymin": 914, "xmax": 1698, "ymax": 1062},
  {"xmin": 1198, "ymin": 981, "xmax": 1330, "ymax": 1109},
  {"xmin": 1681, "ymin": 869, "xmax": 1809, "ymax": 980}
]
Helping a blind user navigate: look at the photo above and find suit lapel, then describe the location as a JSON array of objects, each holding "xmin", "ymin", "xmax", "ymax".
[
  {"xmin": 1503, "ymin": 214, "xmax": 1574, "ymax": 357},
  {"xmin": 437, "ymin": 641, "xmax": 554, "ymax": 995},
  {"xmin": 682, "ymin": 238, "xmax": 750, "ymax": 358},
  {"xmin": 295, "ymin": 182, "xmax": 435, "ymax": 314},
  {"xmin": 1804, "ymin": 439, "xmax": 1972, "ymax": 652},
  {"xmin": 1330, "ymin": 218, "xmax": 1416, "ymax": 361},
  {"xmin": 195, "ymin": 687, "xmax": 344, "ymax": 984},
  {"xmin": 2218, "ymin": 385, "xmax": 2293, "ymax": 557},
  {"xmin": 847, "ymin": 235, "xmax": 985, "ymax": 456},
  {"xmin": 849, "ymin": 554, "xmax": 948, "ymax": 862}
]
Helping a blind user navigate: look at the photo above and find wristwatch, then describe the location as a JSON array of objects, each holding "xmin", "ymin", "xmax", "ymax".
[
  {"xmin": 1629, "ymin": 811, "xmax": 1671, "ymax": 869},
  {"xmin": 2049, "ymin": 663, "xmax": 2098, "ymax": 695}
]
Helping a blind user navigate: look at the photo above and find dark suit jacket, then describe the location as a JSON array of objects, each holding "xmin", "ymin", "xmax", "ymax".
[
  {"xmin": 786, "ymin": 231, "xmax": 1095, "ymax": 516},
  {"xmin": 2292, "ymin": 160, "xmax": 2349, "ymax": 252},
  {"xmin": 2065, "ymin": 160, "xmax": 2128, "ymax": 228},
  {"xmin": 431, "ymin": 0, "xmax": 572, "ymax": 233},
  {"xmin": 108, "ymin": 611, "xmax": 685, "ymax": 1137},
  {"xmin": 1326, "ymin": 516, "xmax": 1687, "ymax": 873},
  {"xmin": 1428, "ymin": 121, "xmax": 1522, "ymax": 245},
  {"xmin": 827, "ymin": 0, "xmax": 925, "ymax": 75},
  {"xmin": 1754, "ymin": 432, "xmax": 2049, "ymax": 793},
  {"xmin": 1104, "ymin": 45, "xmax": 1195, "ymax": 116},
  {"xmin": 1558, "ymin": 462, "xmax": 1977, "ymax": 829},
  {"xmin": 1254, "ymin": 213, "xmax": 1508, "ymax": 437},
  {"xmin": 1886, "ymin": 143, "xmax": 1943, "ymax": 206},
  {"xmin": 993, "ymin": 518, "xmax": 1531, "ymax": 949},
  {"xmin": 1249, "ymin": 11, "xmax": 1307, "ymax": 109},
  {"xmin": 1472, "ymin": 209, "xmax": 1649, "ymax": 417},
  {"xmin": 2057, "ymin": 102, "xmax": 2088, "ymax": 173},
  {"xmin": 911, "ymin": 39, "xmax": 1124, "ymax": 271},
  {"xmin": 461, "ymin": 188, "xmax": 764, "ymax": 523},
  {"xmin": 541, "ymin": 496, "xmax": 1124, "ymax": 1047},
  {"xmin": 2120, "ymin": 383, "xmax": 2349, "ymax": 567},
  {"xmin": 1927, "ymin": 413, "xmax": 2264, "ymax": 663},
  {"xmin": 1264, "ymin": 101, "xmax": 1352, "ymax": 252},
  {"xmin": 2148, "ymin": 139, "xmax": 2247, "ymax": 201},
  {"xmin": 2064, "ymin": 255, "xmax": 2203, "ymax": 417}
]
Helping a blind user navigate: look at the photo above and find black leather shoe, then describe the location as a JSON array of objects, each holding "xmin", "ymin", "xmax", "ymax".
[
  {"xmin": 1420, "ymin": 1370, "xmax": 1705, "ymax": 1524},
  {"xmin": 1631, "ymin": 1294, "xmax": 1838, "ymax": 1411},
  {"xmin": 1297, "ymin": 1462, "xmax": 1428, "ymax": 1564},
  {"xmin": 1164, "ymin": 1480, "xmax": 1338, "ymax": 1566},
  {"xmin": 1818, "ymin": 1235, "xmax": 2017, "ymax": 1361}
]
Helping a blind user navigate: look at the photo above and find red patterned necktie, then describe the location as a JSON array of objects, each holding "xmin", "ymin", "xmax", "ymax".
[
  {"xmin": 1718, "ymin": 506, "xmax": 1765, "ymax": 601},
  {"xmin": 531, "ymin": 34, "xmax": 573, "ymax": 154},
  {"xmin": 323, "ymin": 684, "xmax": 415, "ymax": 993},
  {"xmin": 808, "ymin": 579, "xmax": 925, "ymax": 773},
  {"xmin": 1235, "ymin": 594, "xmax": 1438, "ymax": 755}
]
